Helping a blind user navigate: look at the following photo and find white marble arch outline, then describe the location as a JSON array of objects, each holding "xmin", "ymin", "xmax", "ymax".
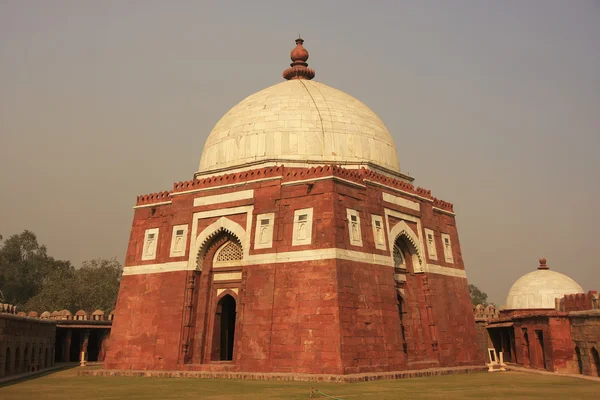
[
  {"xmin": 385, "ymin": 209, "xmax": 425, "ymax": 274},
  {"xmin": 187, "ymin": 206, "xmax": 253, "ymax": 271}
]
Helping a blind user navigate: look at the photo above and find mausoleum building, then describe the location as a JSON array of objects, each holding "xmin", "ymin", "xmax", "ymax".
[
  {"xmin": 105, "ymin": 39, "xmax": 484, "ymax": 375},
  {"xmin": 482, "ymin": 259, "xmax": 600, "ymax": 377}
]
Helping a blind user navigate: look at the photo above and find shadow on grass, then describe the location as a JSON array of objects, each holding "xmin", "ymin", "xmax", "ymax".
[{"xmin": 0, "ymin": 364, "xmax": 79, "ymax": 388}]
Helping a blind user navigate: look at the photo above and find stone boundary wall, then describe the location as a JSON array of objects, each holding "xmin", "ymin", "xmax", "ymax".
[
  {"xmin": 473, "ymin": 304, "xmax": 499, "ymax": 320},
  {"xmin": 12, "ymin": 308, "xmax": 115, "ymax": 322},
  {"xmin": 79, "ymin": 365, "xmax": 487, "ymax": 383},
  {"xmin": 0, "ymin": 305, "xmax": 57, "ymax": 379}
]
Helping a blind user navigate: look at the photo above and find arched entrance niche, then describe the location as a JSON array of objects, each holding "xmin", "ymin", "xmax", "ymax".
[
  {"xmin": 23, "ymin": 344, "xmax": 29, "ymax": 372},
  {"xmin": 14, "ymin": 346, "xmax": 20, "ymax": 374},
  {"xmin": 4, "ymin": 347, "xmax": 10, "ymax": 377},
  {"xmin": 392, "ymin": 233, "xmax": 418, "ymax": 361},
  {"xmin": 591, "ymin": 347, "xmax": 600, "ymax": 377},
  {"xmin": 575, "ymin": 346, "xmax": 583, "ymax": 374},
  {"xmin": 389, "ymin": 221, "xmax": 424, "ymax": 274},
  {"xmin": 184, "ymin": 224, "xmax": 244, "ymax": 365},
  {"xmin": 211, "ymin": 294, "xmax": 237, "ymax": 361},
  {"xmin": 46, "ymin": 346, "xmax": 51, "ymax": 368},
  {"xmin": 392, "ymin": 229, "xmax": 438, "ymax": 365}
]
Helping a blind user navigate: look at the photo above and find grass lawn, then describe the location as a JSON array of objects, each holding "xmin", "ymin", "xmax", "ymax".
[{"xmin": 0, "ymin": 367, "xmax": 597, "ymax": 399}]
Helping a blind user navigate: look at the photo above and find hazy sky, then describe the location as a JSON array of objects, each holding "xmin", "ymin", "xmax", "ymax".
[{"xmin": 1, "ymin": 1, "xmax": 598, "ymax": 304}]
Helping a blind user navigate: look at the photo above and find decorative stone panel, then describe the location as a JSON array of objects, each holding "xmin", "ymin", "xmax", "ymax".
[
  {"xmin": 441, "ymin": 233, "xmax": 454, "ymax": 264},
  {"xmin": 292, "ymin": 208, "xmax": 313, "ymax": 246},
  {"xmin": 371, "ymin": 214, "xmax": 386, "ymax": 250},
  {"xmin": 424, "ymin": 228, "xmax": 437, "ymax": 261},
  {"xmin": 169, "ymin": 224, "xmax": 188, "ymax": 257},
  {"xmin": 142, "ymin": 228, "xmax": 159, "ymax": 261},
  {"xmin": 346, "ymin": 209, "xmax": 363, "ymax": 247},
  {"xmin": 254, "ymin": 213, "xmax": 275, "ymax": 249}
]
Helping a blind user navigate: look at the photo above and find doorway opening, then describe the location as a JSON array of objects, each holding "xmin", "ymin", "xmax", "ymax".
[
  {"xmin": 4, "ymin": 347, "xmax": 10, "ymax": 377},
  {"xmin": 46, "ymin": 346, "xmax": 52, "ymax": 368},
  {"xmin": 591, "ymin": 347, "xmax": 600, "ymax": 377},
  {"xmin": 14, "ymin": 346, "xmax": 20, "ymax": 374},
  {"xmin": 23, "ymin": 344, "xmax": 29, "ymax": 372},
  {"xmin": 536, "ymin": 330, "xmax": 547, "ymax": 370},
  {"xmin": 69, "ymin": 330, "xmax": 82, "ymax": 362},
  {"xmin": 575, "ymin": 346, "xmax": 583, "ymax": 374},
  {"xmin": 87, "ymin": 330, "xmax": 101, "ymax": 361},
  {"xmin": 211, "ymin": 294, "xmax": 236, "ymax": 361}
]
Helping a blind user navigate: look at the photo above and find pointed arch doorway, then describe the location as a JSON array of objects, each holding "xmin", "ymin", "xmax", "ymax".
[
  {"xmin": 212, "ymin": 294, "xmax": 237, "ymax": 361},
  {"xmin": 188, "ymin": 234, "xmax": 243, "ymax": 365},
  {"xmin": 391, "ymin": 229, "xmax": 440, "ymax": 366}
]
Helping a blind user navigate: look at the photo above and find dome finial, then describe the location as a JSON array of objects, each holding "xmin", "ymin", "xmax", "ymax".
[
  {"xmin": 538, "ymin": 258, "xmax": 549, "ymax": 270},
  {"xmin": 283, "ymin": 37, "xmax": 315, "ymax": 80}
]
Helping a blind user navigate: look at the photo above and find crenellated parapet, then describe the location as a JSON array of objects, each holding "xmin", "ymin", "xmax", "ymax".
[
  {"xmin": 415, "ymin": 187, "xmax": 432, "ymax": 198},
  {"xmin": 1, "ymin": 303, "xmax": 18, "ymax": 314},
  {"xmin": 556, "ymin": 291, "xmax": 599, "ymax": 312},
  {"xmin": 361, "ymin": 168, "xmax": 417, "ymax": 193},
  {"xmin": 473, "ymin": 304, "xmax": 499, "ymax": 320},
  {"xmin": 432, "ymin": 198, "xmax": 454, "ymax": 213},
  {"xmin": 135, "ymin": 164, "xmax": 457, "ymax": 213},
  {"xmin": 136, "ymin": 191, "xmax": 172, "ymax": 206},
  {"xmin": 283, "ymin": 165, "xmax": 364, "ymax": 186},
  {"xmin": 4, "ymin": 308, "xmax": 115, "ymax": 322},
  {"xmin": 174, "ymin": 166, "xmax": 284, "ymax": 194}
]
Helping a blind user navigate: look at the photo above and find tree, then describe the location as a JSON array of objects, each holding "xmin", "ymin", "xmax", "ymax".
[
  {"xmin": 469, "ymin": 284, "xmax": 490, "ymax": 306},
  {"xmin": 0, "ymin": 230, "xmax": 71, "ymax": 306},
  {"xmin": 0, "ymin": 230, "xmax": 123, "ymax": 312},
  {"xmin": 23, "ymin": 266, "xmax": 76, "ymax": 312},
  {"xmin": 25, "ymin": 257, "xmax": 122, "ymax": 313},
  {"xmin": 73, "ymin": 258, "xmax": 123, "ymax": 312}
]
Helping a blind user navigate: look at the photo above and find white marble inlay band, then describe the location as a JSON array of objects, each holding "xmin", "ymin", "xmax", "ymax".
[
  {"xmin": 123, "ymin": 248, "xmax": 467, "ymax": 280},
  {"xmin": 193, "ymin": 190, "xmax": 254, "ymax": 207},
  {"xmin": 382, "ymin": 192, "xmax": 420, "ymax": 211},
  {"xmin": 213, "ymin": 272, "xmax": 243, "ymax": 281},
  {"xmin": 425, "ymin": 263, "xmax": 467, "ymax": 278},
  {"xmin": 123, "ymin": 261, "xmax": 188, "ymax": 276}
]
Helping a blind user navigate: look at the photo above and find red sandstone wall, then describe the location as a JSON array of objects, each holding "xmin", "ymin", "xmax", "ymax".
[
  {"xmin": 236, "ymin": 263, "xmax": 275, "ymax": 371},
  {"xmin": 268, "ymin": 260, "xmax": 342, "ymax": 374},
  {"xmin": 569, "ymin": 313, "xmax": 600, "ymax": 376},
  {"xmin": 337, "ymin": 260, "xmax": 405, "ymax": 374},
  {"xmin": 547, "ymin": 317, "xmax": 575, "ymax": 373},
  {"xmin": 0, "ymin": 314, "xmax": 56, "ymax": 378},
  {"xmin": 511, "ymin": 316, "xmax": 580, "ymax": 374},
  {"xmin": 108, "ymin": 165, "xmax": 483, "ymax": 373},
  {"xmin": 559, "ymin": 291, "xmax": 599, "ymax": 312},
  {"xmin": 474, "ymin": 319, "xmax": 492, "ymax": 359},
  {"xmin": 104, "ymin": 271, "xmax": 187, "ymax": 370},
  {"xmin": 426, "ymin": 274, "xmax": 485, "ymax": 366}
]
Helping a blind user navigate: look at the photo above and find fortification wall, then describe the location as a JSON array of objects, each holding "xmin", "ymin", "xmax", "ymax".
[{"xmin": 0, "ymin": 304, "xmax": 56, "ymax": 378}]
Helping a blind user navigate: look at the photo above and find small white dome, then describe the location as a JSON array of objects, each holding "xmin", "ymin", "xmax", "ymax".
[
  {"xmin": 505, "ymin": 260, "xmax": 583, "ymax": 310},
  {"xmin": 198, "ymin": 80, "xmax": 400, "ymax": 175}
]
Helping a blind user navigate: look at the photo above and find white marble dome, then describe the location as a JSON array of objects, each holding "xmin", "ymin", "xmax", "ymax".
[
  {"xmin": 505, "ymin": 260, "xmax": 583, "ymax": 310},
  {"xmin": 198, "ymin": 80, "xmax": 400, "ymax": 176}
]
